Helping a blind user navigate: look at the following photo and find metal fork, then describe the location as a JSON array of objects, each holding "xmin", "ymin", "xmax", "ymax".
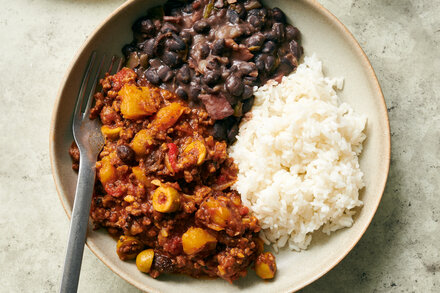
[{"xmin": 60, "ymin": 52, "xmax": 122, "ymax": 293}]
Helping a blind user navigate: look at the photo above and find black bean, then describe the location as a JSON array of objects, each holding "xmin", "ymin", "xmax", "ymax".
[
  {"xmin": 234, "ymin": 3, "xmax": 247, "ymax": 19},
  {"xmin": 245, "ymin": 33, "xmax": 265, "ymax": 49},
  {"xmin": 254, "ymin": 54, "xmax": 266, "ymax": 71},
  {"xmin": 243, "ymin": 76, "xmax": 257, "ymax": 86},
  {"xmin": 116, "ymin": 145, "xmax": 135, "ymax": 165},
  {"xmin": 264, "ymin": 30, "xmax": 277, "ymax": 41},
  {"xmin": 166, "ymin": 35, "xmax": 186, "ymax": 51},
  {"xmin": 262, "ymin": 41, "xmax": 276, "ymax": 53},
  {"xmin": 212, "ymin": 39, "xmax": 225, "ymax": 56},
  {"xmin": 265, "ymin": 55, "xmax": 276, "ymax": 71},
  {"xmin": 202, "ymin": 70, "xmax": 221, "ymax": 86},
  {"xmin": 193, "ymin": 20, "xmax": 210, "ymax": 33},
  {"xmin": 213, "ymin": 121, "xmax": 227, "ymax": 141},
  {"xmin": 161, "ymin": 22, "xmax": 178, "ymax": 33},
  {"xmin": 143, "ymin": 38, "xmax": 155, "ymax": 56},
  {"xmin": 272, "ymin": 23, "xmax": 285, "ymax": 41},
  {"xmin": 176, "ymin": 87, "xmax": 188, "ymax": 99},
  {"xmin": 272, "ymin": 7, "xmax": 286, "ymax": 23},
  {"xmin": 248, "ymin": 7, "xmax": 267, "ymax": 20},
  {"xmin": 242, "ymin": 85, "xmax": 253, "ymax": 99},
  {"xmin": 179, "ymin": 30, "xmax": 192, "ymax": 44},
  {"xmin": 247, "ymin": 15, "xmax": 262, "ymax": 28},
  {"xmin": 158, "ymin": 65, "xmax": 174, "ymax": 82},
  {"xmin": 285, "ymin": 25, "xmax": 300, "ymax": 41},
  {"xmin": 153, "ymin": 254, "xmax": 175, "ymax": 273},
  {"xmin": 199, "ymin": 44, "xmax": 210, "ymax": 59},
  {"xmin": 202, "ymin": 84, "xmax": 221, "ymax": 94},
  {"xmin": 140, "ymin": 19, "xmax": 155, "ymax": 35},
  {"xmin": 233, "ymin": 62, "xmax": 257, "ymax": 76},
  {"xmin": 227, "ymin": 124, "xmax": 239, "ymax": 143},
  {"xmin": 226, "ymin": 74, "xmax": 244, "ymax": 96},
  {"xmin": 247, "ymin": 8, "xmax": 259, "ymax": 17},
  {"xmin": 189, "ymin": 83, "xmax": 201, "ymax": 100},
  {"xmin": 289, "ymin": 40, "xmax": 301, "ymax": 58},
  {"xmin": 241, "ymin": 62, "xmax": 257, "ymax": 74},
  {"xmin": 176, "ymin": 64, "xmax": 191, "ymax": 84},
  {"xmin": 242, "ymin": 96, "xmax": 254, "ymax": 113},
  {"xmin": 162, "ymin": 51, "xmax": 181, "ymax": 68},
  {"xmin": 206, "ymin": 58, "xmax": 220, "ymax": 70},
  {"xmin": 280, "ymin": 53, "xmax": 297, "ymax": 69},
  {"xmin": 145, "ymin": 68, "xmax": 160, "ymax": 85},
  {"xmin": 227, "ymin": 9, "xmax": 240, "ymax": 23}
]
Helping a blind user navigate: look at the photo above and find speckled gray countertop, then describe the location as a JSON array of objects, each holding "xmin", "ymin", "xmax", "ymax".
[{"xmin": 0, "ymin": 0, "xmax": 439, "ymax": 292}]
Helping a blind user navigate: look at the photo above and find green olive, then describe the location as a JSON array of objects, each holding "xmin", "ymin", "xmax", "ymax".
[
  {"xmin": 136, "ymin": 249, "xmax": 155, "ymax": 273},
  {"xmin": 116, "ymin": 235, "xmax": 143, "ymax": 261},
  {"xmin": 152, "ymin": 186, "xmax": 180, "ymax": 213}
]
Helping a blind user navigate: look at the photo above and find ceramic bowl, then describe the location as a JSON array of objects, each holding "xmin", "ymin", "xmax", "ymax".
[{"xmin": 50, "ymin": 0, "xmax": 391, "ymax": 292}]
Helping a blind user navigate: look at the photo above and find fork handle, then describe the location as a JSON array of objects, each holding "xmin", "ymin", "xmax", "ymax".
[{"xmin": 60, "ymin": 158, "xmax": 96, "ymax": 293}]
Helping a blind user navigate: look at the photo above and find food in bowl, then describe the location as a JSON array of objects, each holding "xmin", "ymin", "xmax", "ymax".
[
  {"xmin": 70, "ymin": 67, "xmax": 276, "ymax": 282},
  {"xmin": 67, "ymin": 0, "xmax": 368, "ymax": 285},
  {"xmin": 230, "ymin": 55, "xmax": 367, "ymax": 251},
  {"xmin": 122, "ymin": 0, "xmax": 302, "ymax": 143}
]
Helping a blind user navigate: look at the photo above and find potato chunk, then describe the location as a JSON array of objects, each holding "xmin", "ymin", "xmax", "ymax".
[
  {"xmin": 182, "ymin": 227, "xmax": 217, "ymax": 255},
  {"xmin": 151, "ymin": 102, "xmax": 186, "ymax": 131},
  {"xmin": 101, "ymin": 125, "xmax": 122, "ymax": 140},
  {"xmin": 119, "ymin": 84, "xmax": 160, "ymax": 120},
  {"xmin": 130, "ymin": 129, "xmax": 154, "ymax": 156},
  {"xmin": 201, "ymin": 197, "xmax": 231, "ymax": 231},
  {"xmin": 132, "ymin": 166, "xmax": 151, "ymax": 187},
  {"xmin": 255, "ymin": 252, "xmax": 276, "ymax": 280},
  {"xmin": 98, "ymin": 155, "xmax": 116, "ymax": 185}
]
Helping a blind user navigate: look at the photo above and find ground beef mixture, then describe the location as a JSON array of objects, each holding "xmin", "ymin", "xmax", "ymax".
[
  {"xmin": 123, "ymin": 0, "xmax": 302, "ymax": 143},
  {"xmin": 69, "ymin": 67, "xmax": 276, "ymax": 282}
]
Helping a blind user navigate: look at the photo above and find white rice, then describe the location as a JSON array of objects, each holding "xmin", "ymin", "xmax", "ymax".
[{"xmin": 229, "ymin": 55, "xmax": 367, "ymax": 251}]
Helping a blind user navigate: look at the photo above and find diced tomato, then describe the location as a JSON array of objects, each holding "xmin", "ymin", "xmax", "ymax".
[
  {"xmin": 163, "ymin": 235, "xmax": 183, "ymax": 256},
  {"xmin": 217, "ymin": 174, "xmax": 227, "ymax": 185},
  {"xmin": 239, "ymin": 206, "xmax": 249, "ymax": 216},
  {"xmin": 104, "ymin": 182, "xmax": 125, "ymax": 197},
  {"xmin": 167, "ymin": 143, "xmax": 178, "ymax": 172},
  {"xmin": 112, "ymin": 67, "xmax": 136, "ymax": 91}
]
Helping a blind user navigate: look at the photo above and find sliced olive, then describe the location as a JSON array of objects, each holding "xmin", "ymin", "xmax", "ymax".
[{"xmin": 152, "ymin": 186, "xmax": 180, "ymax": 213}]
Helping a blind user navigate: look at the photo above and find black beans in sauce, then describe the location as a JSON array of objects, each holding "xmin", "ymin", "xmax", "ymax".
[{"xmin": 124, "ymin": 0, "xmax": 302, "ymax": 144}]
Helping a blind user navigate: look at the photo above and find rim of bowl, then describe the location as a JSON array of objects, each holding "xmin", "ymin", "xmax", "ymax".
[{"xmin": 49, "ymin": 0, "xmax": 391, "ymax": 292}]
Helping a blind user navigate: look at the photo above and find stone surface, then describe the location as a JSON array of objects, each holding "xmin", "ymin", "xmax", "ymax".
[{"xmin": 0, "ymin": 0, "xmax": 439, "ymax": 292}]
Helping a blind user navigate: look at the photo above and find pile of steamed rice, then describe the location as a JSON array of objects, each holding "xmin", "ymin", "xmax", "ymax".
[{"xmin": 229, "ymin": 55, "xmax": 367, "ymax": 251}]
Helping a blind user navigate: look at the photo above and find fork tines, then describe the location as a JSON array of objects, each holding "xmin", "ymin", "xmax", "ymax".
[{"xmin": 73, "ymin": 53, "xmax": 123, "ymax": 124}]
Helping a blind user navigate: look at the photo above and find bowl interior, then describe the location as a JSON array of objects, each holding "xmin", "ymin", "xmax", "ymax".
[{"xmin": 50, "ymin": 0, "xmax": 390, "ymax": 292}]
